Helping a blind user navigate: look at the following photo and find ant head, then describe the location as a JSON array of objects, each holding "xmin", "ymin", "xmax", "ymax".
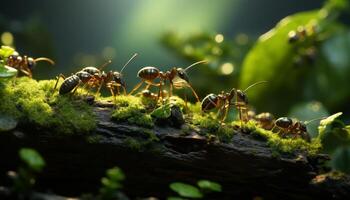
[
  {"xmin": 275, "ymin": 117, "xmax": 293, "ymax": 128},
  {"xmin": 27, "ymin": 57, "xmax": 36, "ymax": 70},
  {"xmin": 297, "ymin": 121, "xmax": 307, "ymax": 132},
  {"xmin": 112, "ymin": 71, "xmax": 125, "ymax": 86},
  {"xmin": 176, "ymin": 68, "xmax": 189, "ymax": 82},
  {"xmin": 236, "ymin": 90, "xmax": 248, "ymax": 104},
  {"xmin": 229, "ymin": 88, "xmax": 236, "ymax": 98}
]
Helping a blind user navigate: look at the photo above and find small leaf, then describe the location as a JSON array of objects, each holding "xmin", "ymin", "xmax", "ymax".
[
  {"xmin": 0, "ymin": 65, "xmax": 18, "ymax": 78},
  {"xmin": 151, "ymin": 104, "xmax": 172, "ymax": 119},
  {"xmin": 170, "ymin": 182, "xmax": 203, "ymax": 198},
  {"xmin": 106, "ymin": 167, "xmax": 125, "ymax": 182},
  {"xmin": 317, "ymin": 112, "xmax": 350, "ymax": 154},
  {"xmin": 197, "ymin": 180, "xmax": 222, "ymax": 192},
  {"xmin": 0, "ymin": 114, "xmax": 18, "ymax": 132},
  {"xmin": 318, "ymin": 112, "xmax": 343, "ymax": 134},
  {"xmin": 0, "ymin": 45, "xmax": 15, "ymax": 59},
  {"xmin": 19, "ymin": 148, "xmax": 45, "ymax": 172},
  {"xmin": 331, "ymin": 146, "xmax": 350, "ymax": 174}
]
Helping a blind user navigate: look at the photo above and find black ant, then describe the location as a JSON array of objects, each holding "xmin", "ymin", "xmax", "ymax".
[
  {"xmin": 7, "ymin": 51, "xmax": 55, "ymax": 78},
  {"xmin": 54, "ymin": 53, "xmax": 137, "ymax": 96},
  {"xmin": 201, "ymin": 81, "xmax": 267, "ymax": 123},
  {"xmin": 274, "ymin": 117, "xmax": 324, "ymax": 141},
  {"xmin": 129, "ymin": 60, "xmax": 207, "ymax": 103},
  {"xmin": 54, "ymin": 60, "xmax": 112, "ymax": 95}
]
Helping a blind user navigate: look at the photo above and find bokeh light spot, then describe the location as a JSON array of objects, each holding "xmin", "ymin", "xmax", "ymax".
[
  {"xmin": 1, "ymin": 32, "xmax": 14, "ymax": 45},
  {"xmin": 215, "ymin": 34, "xmax": 224, "ymax": 43},
  {"xmin": 220, "ymin": 62, "xmax": 234, "ymax": 75}
]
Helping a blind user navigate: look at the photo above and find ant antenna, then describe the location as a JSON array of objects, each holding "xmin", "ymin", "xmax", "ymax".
[
  {"xmin": 304, "ymin": 117, "xmax": 326, "ymax": 125},
  {"xmin": 243, "ymin": 81, "xmax": 268, "ymax": 92},
  {"xmin": 98, "ymin": 60, "xmax": 112, "ymax": 71},
  {"xmin": 34, "ymin": 57, "xmax": 55, "ymax": 65},
  {"xmin": 184, "ymin": 60, "xmax": 207, "ymax": 72},
  {"xmin": 121, "ymin": 53, "xmax": 138, "ymax": 73}
]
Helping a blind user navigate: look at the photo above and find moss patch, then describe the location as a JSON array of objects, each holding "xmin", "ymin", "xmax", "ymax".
[
  {"xmin": 0, "ymin": 77, "xmax": 96, "ymax": 135},
  {"xmin": 242, "ymin": 121, "xmax": 321, "ymax": 156},
  {"xmin": 111, "ymin": 95, "xmax": 154, "ymax": 128}
]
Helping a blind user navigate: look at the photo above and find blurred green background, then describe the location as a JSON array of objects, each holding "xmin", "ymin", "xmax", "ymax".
[{"xmin": 1, "ymin": 0, "xmax": 350, "ymax": 123}]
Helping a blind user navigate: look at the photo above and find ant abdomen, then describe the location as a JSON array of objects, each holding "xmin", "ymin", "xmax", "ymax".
[
  {"xmin": 201, "ymin": 94, "xmax": 219, "ymax": 111},
  {"xmin": 59, "ymin": 75, "xmax": 80, "ymax": 95},
  {"xmin": 137, "ymin": 66, "xmax": 160, "ymax": 81}
]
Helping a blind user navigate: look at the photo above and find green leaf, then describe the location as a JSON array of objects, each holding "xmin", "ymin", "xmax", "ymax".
[
  {"xmin": 239, "ymin": 10, "xmax": 322, "ymax": 113},
  {"xmin": 288, "ymin": 101, "xmax": 329, "ymax": 138},
  {"xmin": 106, "ymin": 167, "xmax": 125, "ymax": 182},
  {"xmin": 331, "ymin": 146, "xmax": 350, "ymax": 174},
  {"xmin": 318, "ymin": 112, "xmax": 343, "ymax": 134},
  {"xmin": 19, "ymin": 148, "xmax": 45, "ymax": 172},
  {"xmin": 0, "ymin": 45, "xmax": 15, "ymax": 59},
  {"xmin": 170, "ymin": 182, "xmax": 203, "ymax": 198},
  {"xmin": 197, "ymin": 180, "xmax": 222, "ymax": 192},
  {"xmin": 317, "ymin": 112, "xmax": 350, "ymax": 154},
  {"xmin": 151, "ymin": 104, "xmax": 172, "ymax": 119},
  {"xmin": 0, "ymin": 113, "xmax": 18, "ymax": 132},
  {"xmin": 0, "ymin": 65, "xmax": 17, "ymax": 79}
]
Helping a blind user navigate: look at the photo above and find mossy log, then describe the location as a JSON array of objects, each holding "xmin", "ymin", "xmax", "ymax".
[{"xmin": 0, "ymin": 101, "xmax": 350, "ymax": 200}]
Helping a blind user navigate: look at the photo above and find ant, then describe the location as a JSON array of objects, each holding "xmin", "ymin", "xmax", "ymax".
[
  {"xmin": 54, "ymin": 53, "xmax": 137, "ymax": 97},
  {"xmin": 54, "ymin": 60, "xmax": 112, "ymax": 95},
  {"xmin": 201, "ymin": 81, "xmax": 267, "ymax": 123},
  {"xmin": 7, "ymin": 51, "xmax": 55, "ymax": 78},
  {"xmin": 274, "ymin": 117, "xmax": 324, "ymax": 141},
  {"xmin": 254, "ymin": 112, "xmax": 275, "ymax": 130},
  {"xmin": 129, "ymin": 60, "xmax": 207, "ymax": 103}
]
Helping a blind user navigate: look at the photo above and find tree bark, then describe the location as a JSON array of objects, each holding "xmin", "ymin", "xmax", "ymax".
[{"xmin": 0, "ymin": 102, "xmax": 349, "ymax": 200}]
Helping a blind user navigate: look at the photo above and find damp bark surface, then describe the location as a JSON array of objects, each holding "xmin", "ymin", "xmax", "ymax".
[{"xmin": 0, "ymin": 101, "xmax": 349, "ymax": 200}]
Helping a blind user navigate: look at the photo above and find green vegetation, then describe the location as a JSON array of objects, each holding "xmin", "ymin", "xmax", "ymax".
[
  {"xmin": 245, "ymin": 121, "xmax": 322, "ymax": 156},
  {"xmin": 0, "ymin": 46, "xmax": 17, "ymax": 80},
  {"xmin": 169, "ymin": 180, "xmax": 222, "ymax": 199},
  {"xmin": 10, "ymin": 148, "xmax": 45, "ymax": 196},
  {"xmin": 0, "ymin": 77, "xmax": 96, "ymax": 135},
  {"xmin": 98, "ymin": 167, "xmax": 126, "ymax": 200},
  {"xmin": 111, "ymin": 95, "xmax": 154, "ymax": 128}
]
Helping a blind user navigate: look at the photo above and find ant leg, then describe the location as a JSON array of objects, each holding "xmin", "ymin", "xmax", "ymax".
[
  {"xmin": 187, "ymin": 83, "xmax": 200, "ymax": 103},
  {"xmin": 109, "ymin": 87, "xmax": 116, "ymax": 105},
  {"xmin": 122, "ymin": 86, "xmax": 127, "ymax": 95},
  {"xmin": 202, "ymin": 98, "xmax": 218, "ymax": 115},
  {"xmin": 145, "ymin": 84, "xmax": 151, "ymax": 90},
  {"xmin": 222, "ymin": 104, "xmax": 230, "ymax": 122},
  {"xmin": 116, "ymin": 86, "xmax": 120, "ymax": 95},
  {"xmin": 19, "ymin": 69, "xmax": 32, "ymax": 78},
  {"xmin": 184, "ymin": 91, "xmax": 188, "ymax": 111},
  {"xmin": 72, "ymin": 81, "xmax": 83, "ymax": 95},
  {"xmin": 96, "ymin": 79, "xmax": 104, "ymax": 95},
  {"xmin": 129, "ymin": 80, "xmax": 144, "ymax": 95},
  {"xmin": 170, "ymin": 83, "xmax": 173, "ymax": 97},
  {"xmin": 156, "ymin": 82, "xmax": 163, "ymax": 104},
  {"xmin": 54, "ymin": 74, "xmax": 66, "ymax": 90}
]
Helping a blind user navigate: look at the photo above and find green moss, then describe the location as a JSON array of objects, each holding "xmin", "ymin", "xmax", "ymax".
[
  {"xmin": 192, "ymin": 113, "xmax": 220, "ymax": 132},
  {"xmin": 215, "ymin": 126, "xmax": 234, "ymax": 143},
  {"xmin": 244, "ymin": 121, "xmax": 321, "ymax": 155},
  {"xmin": 111, "ymin": 95, "xmax": 154, "ymax": 128},
  {"xmin": 123, "ymin": 137, "xmax": 159, "ymax": 152},
  {"xmin": 0, "ymin": 77, "xmax": 96, "ymax": 135},
  {"xmin": 85, "ymin": 135, "xmax": 103, "ymax": 144}
]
